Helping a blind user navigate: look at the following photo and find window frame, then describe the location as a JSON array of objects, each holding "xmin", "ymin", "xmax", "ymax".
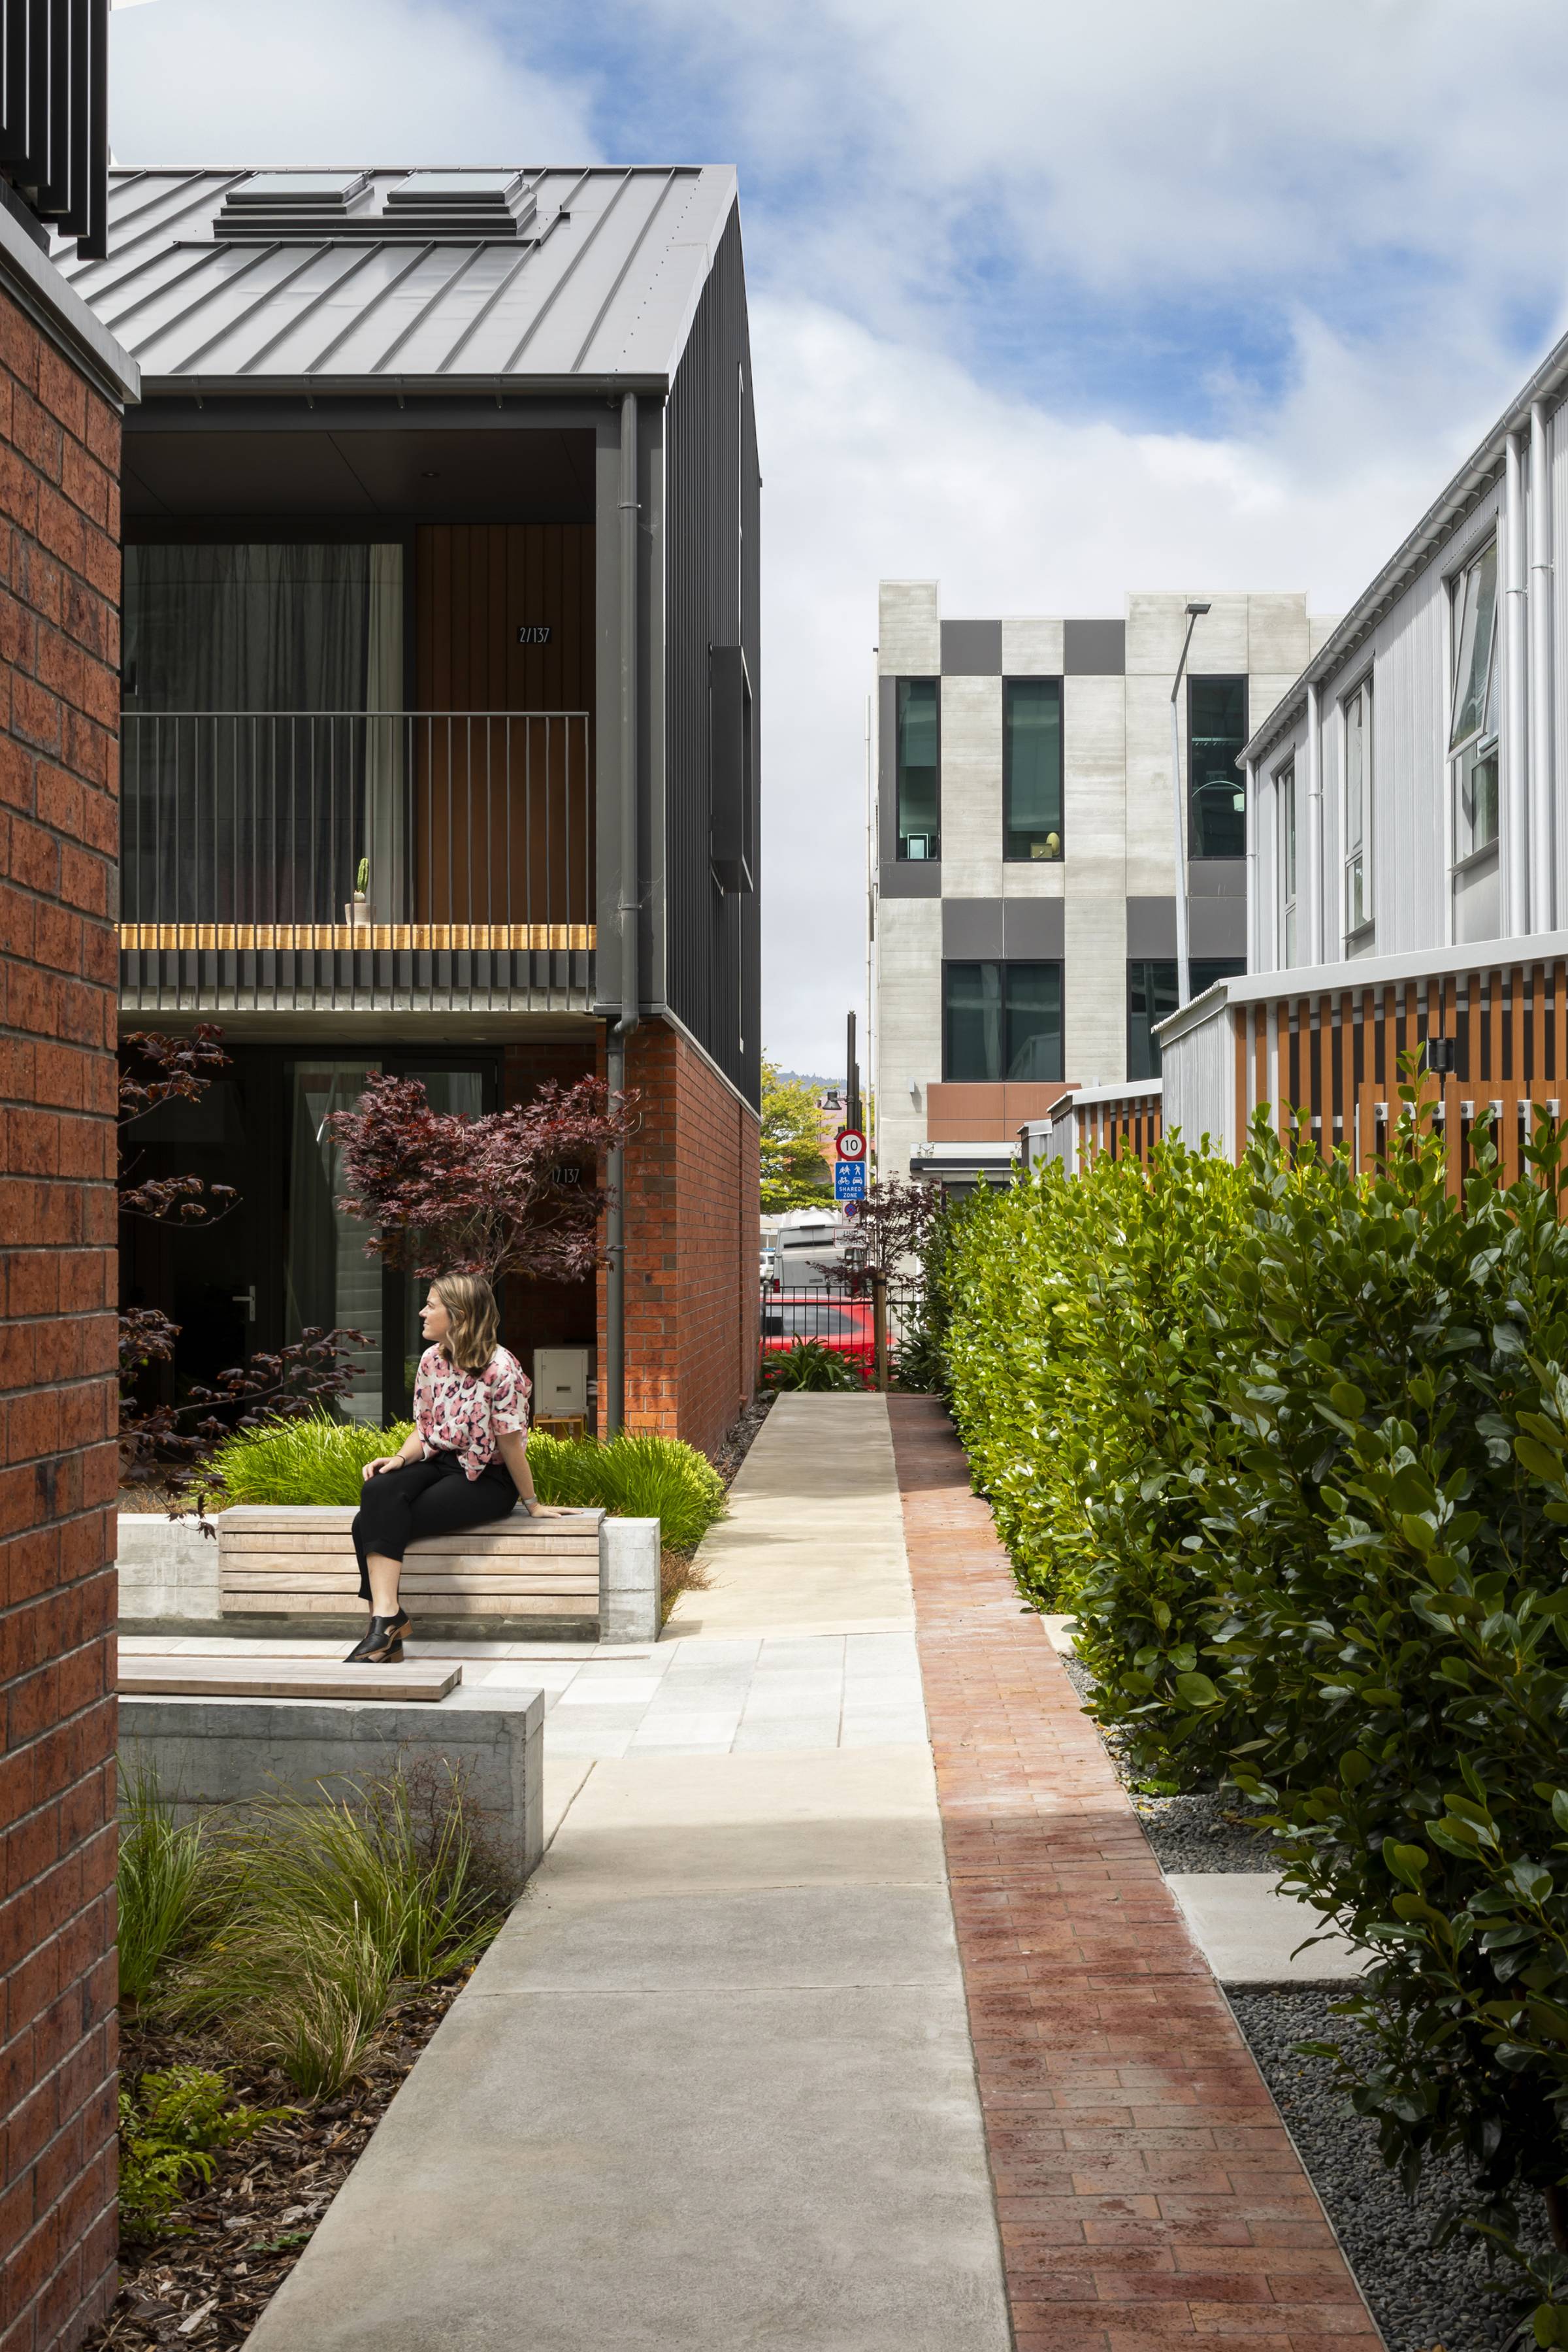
[
  {"xmin": 894, "ymin": 676, "xmax": 941, "ymax": 861},
  {"xmin": 1186, "ymin": 673, "xmax": 1249, "ymax": 861},
  {"xmin": 1276, "ymin": 758, "xmax": 1298, "ymax": 968},
  {"xmin": 941, "ymin": 958, "xmax": 1064, "ymax": 1085},
  {"xmin": 1002, "ymin": 674, "xmax": 1064, "ymax": 862},
  {"xmin": 1447, "ymin": 538, "xmax": 1500, "ymax": 875},
  {"xmin": 1341, "ymin": 670, "xmax": 1374, "ymax": 951}
]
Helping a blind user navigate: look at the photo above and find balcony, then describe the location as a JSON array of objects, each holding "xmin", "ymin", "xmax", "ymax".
[{"xmin": 119, "ymin": 711, "xmax": 595, "ymax": 1016}]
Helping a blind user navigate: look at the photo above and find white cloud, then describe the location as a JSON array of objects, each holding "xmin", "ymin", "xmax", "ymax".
[
  {"xmin": 753, "ymin": 291, "xmax": 1533, "ymax": 1070},
  {"xmin": 110, "ymin": 0, "xmax": 598, "ymax": 166}
]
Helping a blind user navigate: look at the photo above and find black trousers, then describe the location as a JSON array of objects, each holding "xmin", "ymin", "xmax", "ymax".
[{"xmin": 350, "ymin": 1450, "xmax": 518, "ymax": 1603}]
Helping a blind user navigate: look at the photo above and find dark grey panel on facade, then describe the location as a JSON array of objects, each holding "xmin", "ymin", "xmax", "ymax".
[
  {"xmin": 942, "ymin": 899, "xmax": 1004, "ymax": 958},
  {"xmin": 1003, "ymin": 898, "xmax": 1065, "ymax": 958},
  {"xmin": 1062, "ymin": 619, "xmax": 1125, "ymax": 676},
  {"xmin": 1190, "ymin": 896, "xmax": 1247, "ymax": 957},
  {"xmin": 880, "ymin": 858, "xmax": 941, "ymax": 898},
  {"xmin": 1126, "ymin": 896, "xmax": 1177, "ymax": 958},
  {"xmin": 661, "ymin": 211, "xmax": 760, "ymax": 1105},
  {"xmin": 940, "ymin": 619, "xmax": 1003, "ymax": 676},
  {"xmin": 877, "ymin": 674, "xmax": 898, "ymax": 870},
  {"xmin": 1188, "ymin": 860, "xmax": 1246, "ymax": 897}
]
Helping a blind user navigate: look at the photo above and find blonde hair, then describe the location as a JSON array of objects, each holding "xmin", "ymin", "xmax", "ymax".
[{"xmin": 431, "ymin": 1273, "xmax": 500, "ymax": 1377}]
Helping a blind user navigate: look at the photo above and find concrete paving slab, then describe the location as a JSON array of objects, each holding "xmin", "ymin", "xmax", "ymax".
[
  {"xmin": 1167, "ymin": 1871, "xmax": 1369, "ymax": 1982},
  {"xmin": 667, "ymin": 1394, "xmax": 914, "ymax": 1637},
  {"xmin": 246, "ymin": 1399, "xmax": 1010, "ymax": 2352},
  {"xmin": 534, "ymin": 1746, "xmax": 944, "ymax": 1897}
]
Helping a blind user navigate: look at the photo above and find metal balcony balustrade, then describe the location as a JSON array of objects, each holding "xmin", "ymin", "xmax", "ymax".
[
  {"xmin": 118, "ymin": 711, "xmax": 595, "ymax": 1015},
  {"xmin": 121, "ymin": 710, "xmax": 593, "ymax": 944}
]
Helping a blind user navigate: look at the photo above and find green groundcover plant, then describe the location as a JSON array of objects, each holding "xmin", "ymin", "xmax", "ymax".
[
  {"xmin": 930, "ymin": 1086, "xmax": 1568, "ymax": 2325},
  {"xmin": 203, "ymin": 1411, "xmax": 726, "ymax": 1554},
  {"xmin": 760, "ymin": 1338, "xmax": 864, "ymax": 1392},
  {"xmin": 119, "ymin": 2067, "xmax": 290, "ymax": 2240}
]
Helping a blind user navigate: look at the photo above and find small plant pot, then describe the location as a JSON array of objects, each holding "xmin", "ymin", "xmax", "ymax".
[{"xmin": 344, "ymin": 898, "xmax": 372, "ymax": 926}]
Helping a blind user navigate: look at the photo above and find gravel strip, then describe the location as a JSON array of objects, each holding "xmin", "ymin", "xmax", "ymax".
[
  {"xmin": 1061, "ymin": 1652, "xmax": 1282, "ymax": 1872},
  {"xmin": 1232, "ymin": 1988, "xmax": 1546, "ymax": 2352}
]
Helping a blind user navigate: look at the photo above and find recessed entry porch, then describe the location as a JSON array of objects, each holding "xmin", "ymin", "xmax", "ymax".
[{"xmin": 119, "ymin": 442, "xmax": 600, "ymax": 1014}]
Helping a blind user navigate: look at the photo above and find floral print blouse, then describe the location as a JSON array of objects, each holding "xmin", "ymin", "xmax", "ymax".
[{"xmin": 413, "ymin": 1345, "xmax": 531, "ymax": 1480}]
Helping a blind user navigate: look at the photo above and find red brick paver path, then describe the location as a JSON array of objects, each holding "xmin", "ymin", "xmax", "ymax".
[{"xmin": 889, "ymin": 1397, "xmax": 1380, "ymax": 2352}]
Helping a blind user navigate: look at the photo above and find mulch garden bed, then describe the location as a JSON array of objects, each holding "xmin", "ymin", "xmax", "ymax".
[{"xmin": 85, "ymin": 1975, "xmax": 472, "ymax": 2350}]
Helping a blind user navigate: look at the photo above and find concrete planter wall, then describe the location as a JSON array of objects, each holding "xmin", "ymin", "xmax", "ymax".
[{"xmin": 116, "ymin": 1510, "xmax": 661, "ymax": 1645}]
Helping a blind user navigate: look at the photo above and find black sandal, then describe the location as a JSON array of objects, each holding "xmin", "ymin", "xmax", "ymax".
[{"xmin": 344, "ymin": 1610, "xmax": 411, "ymax": 1663}]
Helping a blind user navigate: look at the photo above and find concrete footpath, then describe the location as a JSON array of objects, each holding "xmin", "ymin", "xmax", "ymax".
[{"xmin": 248, "ymin": 1397, "xmax": 1011, "ymax": 2352}]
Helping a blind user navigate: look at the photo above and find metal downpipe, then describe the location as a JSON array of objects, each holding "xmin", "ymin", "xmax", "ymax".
[
  {"xmin": 605, "ymin": 389, "xmax": 640, "ymax": 1438},
  {"xmin": 1530, "ymin": 400, "xmax": 1555, "ymax": 932},
  {"xmin": 1505, "ymin": 427, "xmax": 1529, "ymax": 936}
]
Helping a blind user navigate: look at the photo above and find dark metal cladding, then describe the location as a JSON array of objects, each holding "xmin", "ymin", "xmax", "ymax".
[
  {"xmin": 0, "ymin": 0, "xmax": 107, "ymax": 257},
  {"xmin": 663, "ymin": 212, "xmax": 760, "ymax": 1107}
]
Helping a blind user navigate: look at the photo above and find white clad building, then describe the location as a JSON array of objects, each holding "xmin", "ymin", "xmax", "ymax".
[
  {"xmin": 1151, "ymin": 322, "xmax": 1568, "ymax": 1176},
  {"xmin": 872, "ymin": 581, "xmax": 1337, "ymax": 1186}
]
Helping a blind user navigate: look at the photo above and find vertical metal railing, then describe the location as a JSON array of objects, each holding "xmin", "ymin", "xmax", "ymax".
[{"xmin": 120, "ymin": 711, "xmax": 592, "ymax": 936}]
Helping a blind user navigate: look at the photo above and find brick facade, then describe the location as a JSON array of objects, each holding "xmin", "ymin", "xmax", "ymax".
[
  {"xmin": 0, "ymin": 283, "xmax": 125, "ymax": 2352},
  {"xmin": 598, "ymin": 1020, "xmax": 760, "ymax": 1456}
]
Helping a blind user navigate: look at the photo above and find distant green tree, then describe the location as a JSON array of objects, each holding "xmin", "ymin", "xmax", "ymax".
[{"xmin": 760, "ymin": 1058, "xmax": 832, "ymax": 1213}]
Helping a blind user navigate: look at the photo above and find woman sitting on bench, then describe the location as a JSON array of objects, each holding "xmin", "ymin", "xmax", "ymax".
[{"xmin": 348, "ymin": 1271, "xmax": 555, "ymax": 1664}]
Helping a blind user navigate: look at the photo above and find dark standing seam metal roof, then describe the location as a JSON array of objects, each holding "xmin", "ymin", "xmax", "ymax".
[{"xmin": 53, "ymin": 166, "xmax": 740, "ymax": 392}]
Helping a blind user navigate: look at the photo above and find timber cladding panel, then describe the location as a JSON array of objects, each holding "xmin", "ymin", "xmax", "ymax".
[
  {"xmin": 414, "ymin": 525, "xmax": 595, "ymax": 933},
  {"xmin": 414, "ymin": 523, "xmax": 594, "ymax": 712},
  {"xmin": 596, "ymin": 1021, "xmax": 760, "ymax": 1457},
  {"xmin": 0, "ymin": 284, "xmax": 122, "ymax": 2351}
]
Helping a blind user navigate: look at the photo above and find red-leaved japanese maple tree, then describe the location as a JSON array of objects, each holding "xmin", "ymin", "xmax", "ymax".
[{"xmin": 327, "ymin": 1073, "xmax": 635, "ymax": 1284}]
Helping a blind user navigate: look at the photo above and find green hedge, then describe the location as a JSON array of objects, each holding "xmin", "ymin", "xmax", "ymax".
[
  {"xmin": 204, "ymin": 1411, "xmax": 725, "ymax": 1554},
  {"xmin": 934, "ymin": 1095, "xmax": 1568, "ymax": 2318}
]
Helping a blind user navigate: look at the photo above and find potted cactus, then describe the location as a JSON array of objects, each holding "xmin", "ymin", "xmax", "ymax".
[{"xmin": 345, "ymin": 855, "xmax": 371, "ymax": 926}]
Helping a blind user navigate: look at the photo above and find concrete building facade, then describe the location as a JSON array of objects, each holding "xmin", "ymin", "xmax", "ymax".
[{"xmin": 872, "ymin": 581, "xmax": 1336, "ymax": 1184}]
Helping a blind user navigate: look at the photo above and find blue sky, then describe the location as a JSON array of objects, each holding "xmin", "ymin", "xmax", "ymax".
[{"xmin": 111, "ymin": 0, "xmax": 1568, "ymax": 1071}]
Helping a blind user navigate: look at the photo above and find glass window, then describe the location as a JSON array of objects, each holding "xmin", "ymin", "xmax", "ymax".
[
  {"xmin": 1003, "ymin": 677, "xmax": 1063, "ymax": 860},
  {"xmin": 896, "ymin": 678, "xmax": 940, "ymax": 859},
  {"xmin": 1343, "ymin": 678, "xmax": 1372, "ymax": 939},
  {"xmin": 1127, "ymin": 959, "xmax": 1245, "ymax": 1080},
  {"xmin": 1449, "ymin": 543, "xmax": 1499, "ymax": 866},
  {"xmin": 1188, "ymin": 675, "xmax": 1248, "ymax": 859},
  {"xmin": 943, "ymin": 962, "xmax": 1062, "ymax": 1083},
  {"xmin": 1279, "ymin": 763, "xmax": 1298, "ymax": 966}
]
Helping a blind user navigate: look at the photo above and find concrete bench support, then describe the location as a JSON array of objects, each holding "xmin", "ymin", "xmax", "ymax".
[{"xmin": 120, "ymin": 1690, "xmax": 546, "ymax": 1886}]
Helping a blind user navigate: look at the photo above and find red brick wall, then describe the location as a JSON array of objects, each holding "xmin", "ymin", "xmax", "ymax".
[
  {"xmin": 0, "ymin": 287, "xmax": 123, "ymax": 2352},
  {"xmin": 597, "ymin": 1020, "xmax": 760, "ymax": 1458}
]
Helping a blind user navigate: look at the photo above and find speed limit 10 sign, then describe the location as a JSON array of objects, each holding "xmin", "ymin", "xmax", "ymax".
[{"xmin": 836, "ymin": 1128, "xmax": 866, "ymax": 1162}]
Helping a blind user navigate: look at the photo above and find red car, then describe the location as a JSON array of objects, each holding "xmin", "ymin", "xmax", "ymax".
[{"xmin": 759, "ymin": 1292, "xmax": 875, "ymax": 1373}]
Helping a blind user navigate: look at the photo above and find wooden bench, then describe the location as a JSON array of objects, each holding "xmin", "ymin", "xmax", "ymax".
[{"xmin": 216, "ymin": 1505, "xmax": 606, "ymax": 1622}]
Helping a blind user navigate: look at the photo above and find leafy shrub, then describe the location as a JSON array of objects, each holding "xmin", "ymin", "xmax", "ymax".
[
  {"xmin": 205, "ymin": 1411, "xmax": 416, "ymax": 1509},
  {"xmin": 760, "ymin": 1339, "xmax": 862, "ymax": 1392},
  {"xmin": 208, "ymin": 1413, "xmax": 726, "ymax": 1555},
  {"xmin": 936, "ymin": 1140, "xmax": 1247, "ymax": 1614},
  {"xmin": 527, "ymin": 1429, "xmax": 727, "ymax": 1552},
  {"xmin": 118, "ymin": 1766, "xmax": 230, "ymax": 2004},
  {"xmin": 119, "ymin": 2066, "xmax": 288, "ymax": 2238}
]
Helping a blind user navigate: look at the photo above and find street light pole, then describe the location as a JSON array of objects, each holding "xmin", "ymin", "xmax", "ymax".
[{"xmin": 1169, "ymin": 600, "xmax": 1209, "ymax": 1009}]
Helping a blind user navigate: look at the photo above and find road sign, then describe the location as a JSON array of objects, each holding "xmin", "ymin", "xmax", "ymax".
[
  {"xmin": 836, "ymin": 1127, "xmax": 866, "ymax": 1161},
  {"xmin": 834, "ymin": 1160, "xmax": 866, "ymax": 1201}
]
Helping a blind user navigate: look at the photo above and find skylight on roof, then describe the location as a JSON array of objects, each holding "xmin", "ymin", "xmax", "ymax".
[
  {"xmin": 387, "ymin": 170, "xmax": 522, "ymax": 199},
  {"xmin": 231, "ymin": 172, "xmax": 367, "ymax": 203}
]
